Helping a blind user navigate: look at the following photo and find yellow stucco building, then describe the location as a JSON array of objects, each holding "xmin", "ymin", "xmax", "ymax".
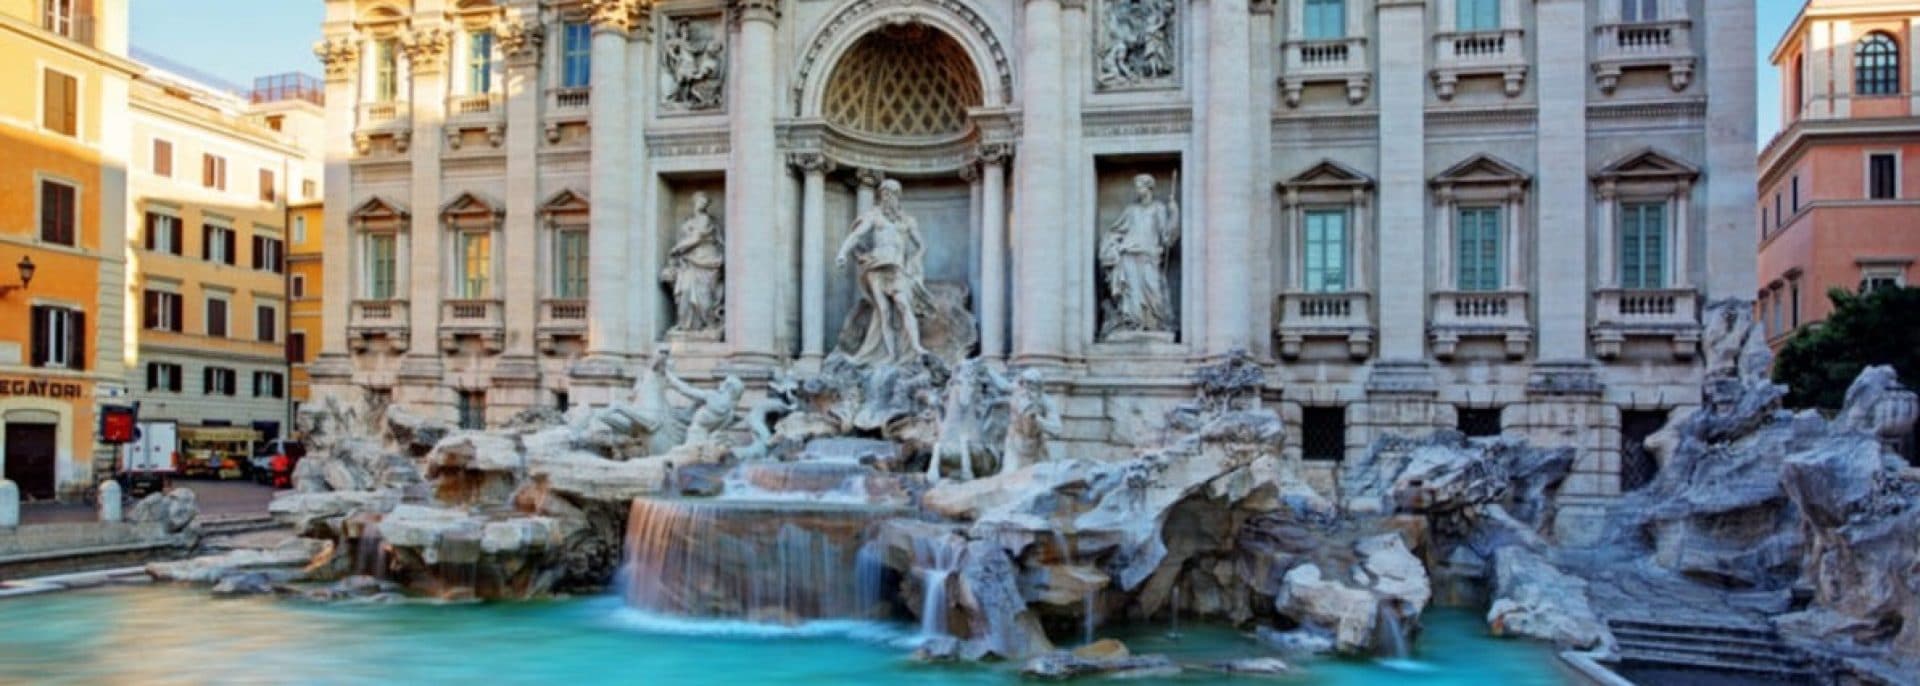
[
  {"xmin": 127, "ymin": 65, "xmax": 323, "ymax": 449},
  {"xmin": 0, "ymin": 0, "xmax": 135, "ymax": 501},
  {"xmin": 289, "ymin": 200, "xmax": 324, "ymax": 405}
]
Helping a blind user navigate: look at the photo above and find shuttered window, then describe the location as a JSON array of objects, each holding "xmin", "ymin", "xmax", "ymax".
[
  {"xmin": 1455, "ymin": 207, "xmax": 1502, "ymax": 292},
  {"xmin": 202, "ymin": 154, "xmax": 226, "ymax": 190},
  {"xmin": 259, "ymin": 168, "xmax": 276, "ymax": 203},
  {"xmin": 251, "ymin": 236, "xmax": 285, "ymax": 273},
  {"xmin": 142, "ymin": 290, "xmax": 183, "ymax": 332},
  {"xmin": 145, "ymin": 212, "xmax": 183, "ymax": 255},
  {"xmin": 29, "ymin": 306, "xmax": 85, "ymax": 370},
  {"xmin": 1870, "ymin": 154, "xmax": 1898, "ymax": 200},
  {"xmin": 554, "ymin": 229, "xmax": 588, "ymax": 299},
  {"xmin": 207, "ymin": 298, "xmax": 229, "ymax": 338},
  {"xmin": 1618, "ymin": 203, "xmax": 1667, "ymax": 289},
  {"xmin": 256, "ymin": 304, "xmax": 277, "ymax": 343},
  {"xmin": 1303, "ymin": 210, "xmax": 1348, "ymax": 293},
  {"xmin": 153, "ymin": 139, "xmax": 173, "ymax": 176},
  {"xmin": 39, "ymin": 179, "xmax": 77, "ymax": 246},
  {"xmin": 287, "ymin": 332, "xmax": 308, "ymax": 363},
  {"xmin": 43, "ymin": 68, "xmax": 77, "ymax": 136},
  {"xmin": 1457, "ymin": 0, "xmax": 1499, "ymax": 31},
  {"xmin": 146, "ymin": 363, "xmax": 183, "ymax": 392},
  {"xmin": 366, "ymin": 234, "xmax": 397, "ymax": 299},
  {"xmin": 1304, "ymin": 0, "xmax": 1345, "ymax": 39}
]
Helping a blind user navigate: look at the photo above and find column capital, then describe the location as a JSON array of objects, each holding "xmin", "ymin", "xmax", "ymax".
[
  {"xmin": 786, "ymin": 151, "xmax": 836, "ymax": 176},
  {"xmin": 1057, "ymin": 0, "xmax": 1088, "ymax": 10},
  {"xmin": 399, "ymin": 27, "xmax": 451, "ymax": 74},
  {"xmin": 1249, "ymin": 0, "xmax": 1277, "ymax": 15},
  {"xmin": 729, "ymin": 0, "xmax": 780, "ymax": 26},
  {"xmin": 497, "ymin": 20, "xmax": 546, "ymax": 63},
  {"xmin": 855, "ymin": 167, "xmax": 885, "ymax": 189},
  {"xmin": 314, "ymin": 36, "xmax": 360, "ymax": 83},
  {"xmin": 586, "ymin": 0, "xmax": 639, "ymax": 36},
  {"xmin": 976, "ymin": 142, "xmax": 1015, "ymax": 166}
]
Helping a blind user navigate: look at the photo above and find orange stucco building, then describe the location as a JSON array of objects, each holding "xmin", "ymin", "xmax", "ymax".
[{"xmin": 1760, "ymin": 0, "xmax": 1920, "ymax": 347}]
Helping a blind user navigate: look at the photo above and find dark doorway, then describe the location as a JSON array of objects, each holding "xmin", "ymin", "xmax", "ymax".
[
  {"xmin": 5, "ymin": 423, "xmax": 59, "ymax": 501},
  {"xmin": 1457, "ymin": 407, "xmax": 1503, "ymax": 438},
  {"xmin": 1620, "ymin": 410, "xmax": 1668, "ymax": 492}
]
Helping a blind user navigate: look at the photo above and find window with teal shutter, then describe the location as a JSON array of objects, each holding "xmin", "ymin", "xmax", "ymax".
[
  {"xmin": 367, "ymin": 234, "xmax": 396, "ymax": 299},
  {"xmin": 1303, "ymin": 210, "xmax": 1348, "ymax": 292},
  {"xmin": 1457, "ymin": 0, "xmax": 1500, "ymax": 31},
  {"xmin": 469, "ymin": 31, "xmax": 494, "ymax": 94},
  {"xmin": 1456, "ymin": 207, "xmax": 1502, "ymax": 291},
  {"xmin": 1304, "ymin": 0, "xmax": 1345, "ymax": 40},
  {"xmin": 1618, "ymin": 203, "xmax": 1666, "ymax": 289}
]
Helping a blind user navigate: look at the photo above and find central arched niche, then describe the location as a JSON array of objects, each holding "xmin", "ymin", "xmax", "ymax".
[
  {"xmin": 817, "ymin": 24, "xmax": 987, "ymax": 351},
  {"xmin": 822, "ymin": 25, "xmax": 983, "ymax": 139}
]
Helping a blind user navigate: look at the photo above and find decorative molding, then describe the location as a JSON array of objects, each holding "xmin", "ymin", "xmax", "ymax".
[
  {"xmin": 314, "ymin": 37, "xmax": 359, "ymax": 83},
  {"xmin": 792, "ymin": 0, "xmax": 1014, "ymax": 113},
  {"xmin": 660, "ymin": 15, "xmax": 727, "ymax": 113},
  {"xmin": 645, "ymin": 130, "xmax": 732, "ymax": 158},
  {"xmin": 786, "ymin": 152, "xmax": 835, "ymax": 175},
  {"xmin": 728, "ymin": 0, "xmax": 780, "ymax": 27},
  {"xmin": 399, "ymin": 27, "xmax": 450, "ymax": 73},
  {"xmin": 1082, "ymin": 106, "xmax": 1191, "ymax": 138},
  {"xmin": 496, "ymin": 20, "xmax": 545, "ymax": 61}
]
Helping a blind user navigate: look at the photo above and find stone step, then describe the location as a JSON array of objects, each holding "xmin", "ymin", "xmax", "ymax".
[
  {"xmin": 1608, "ymin": 618, "xmax": 1780, "ymax": 642},
  {"xmin": 1616, "ymin": 638, "xmax": 1811, "ymax": 669},
  {"xmin": 1612, "ymin": 626, "xmax": 1800, "ymax": 653},
  {"xmin": 1617, "ymin": 647, "xmax": 1818, "ymax": 682}
]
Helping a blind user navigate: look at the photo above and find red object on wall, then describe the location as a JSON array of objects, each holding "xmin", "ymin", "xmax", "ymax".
[{"xmin": 100, "ymin": 405, "xmax": 137, "ymax": 444}]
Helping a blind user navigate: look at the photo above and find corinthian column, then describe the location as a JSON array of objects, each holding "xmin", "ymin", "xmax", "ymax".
[
  {"xmin": 725, "ymin": 0, "xmax": 782, "ymax": 365},
  {"xmin": 581, "ymin": 0, "xmax": 631, "ymax": 378},
  {"xmin": 1011, "ymin": 0, "xmax": 1068, "ymax": 366},
  {"xmin": 789, "ymin": 153, "xmax": 834, "ymax": 363},
  {"xmin": 1201, "ymin": 0, "xmax": 1255, "ymax": 357},
  {"xmin": 311, "ymin": 36, "xmax": 359, "ymax": 393},
  {"xmin": 977, "ymin": 143, "xmax": 1012, "ymax": 361}
]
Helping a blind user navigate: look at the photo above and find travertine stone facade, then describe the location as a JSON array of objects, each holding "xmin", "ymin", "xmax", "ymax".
[{"xmin": 314, "ymin": 0, "xmax": 1756, "ymax": 537}]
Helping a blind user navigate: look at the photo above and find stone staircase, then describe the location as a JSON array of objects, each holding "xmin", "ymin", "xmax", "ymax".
[{"xmin": 1608, "ymin": 618, "xmax": 1821, "ymax": 684}]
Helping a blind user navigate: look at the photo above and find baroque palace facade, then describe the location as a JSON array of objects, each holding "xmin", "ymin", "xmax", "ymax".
[{"xmin": 313, "ymin": 0, "xmax": 1756, "ymax": 538}]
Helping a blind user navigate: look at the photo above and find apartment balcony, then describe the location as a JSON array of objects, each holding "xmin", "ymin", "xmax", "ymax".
[
  {"xmin": 537, "ymin": 299, "xmax": 589, "ymax": 354},
  {"xmin": 1590, "ymin": 288, "xmax": 1701, "ymax": 360},
  {"xmin": 444, "ymin": 94, "xmax": 505, "ymax": 150},
  {"xmin": 349, "ymin": 300, "xmax": 410, "ymax": 353},
  {"xmin": 440, "ymin": 299, "xmax": 505, "ymax": 353},
  {"xmin": 1429, "ymin": 290, "xmax": 1531, "ymax": 360},
  {"xmin": 543, "ymin": 87, "xmax": 592, "ymax": 144},
  {"xmin": 1279, "ymin": 37, "xmax": 1371, "ymax": 107},
  {"xmin": 353, "ymin": 101, "xmax": 412, "ymax": 155},
  {"xmin": 1274, "ymin": 291, "xmax": 1375, "ymax": 360},
  {"xmin": 1431, "ymin": 29, "xmax": 1528, "ymax": 99},
  {"xmin": 1592, "ymin": 20, "xmax": 1696, "ymax": 94}
]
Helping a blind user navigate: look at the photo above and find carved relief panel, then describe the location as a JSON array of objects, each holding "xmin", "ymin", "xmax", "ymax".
[
  {"xmin": 659, "ymin": 14, "xmax": 727, "ymax": 113},
  {"xmin": 1095, "ymin": 0, "xmax": 1179, "ymax": 91}
]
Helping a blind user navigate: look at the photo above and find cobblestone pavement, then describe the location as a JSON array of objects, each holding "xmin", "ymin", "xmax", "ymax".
[{"xmin": 18, "ymin": 480, "xmax": 278, "ymax": 526}]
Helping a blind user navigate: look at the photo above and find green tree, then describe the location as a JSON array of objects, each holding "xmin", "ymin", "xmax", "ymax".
[{"xmin": 1773, "ymin": 286, "xmax": 1920, "ymax": 409}]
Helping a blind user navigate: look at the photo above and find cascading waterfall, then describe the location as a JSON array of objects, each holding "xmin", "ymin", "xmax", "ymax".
[
  {"xmin": 1376, "ymin": 603, "xmax": 1411, "ymax": 660},
  {"xmin": 912, "ymin": 536, "xmax": 961, "ymax": 637},
  {"xmin": 1051, "ymin": 530, "xmax": 1096, "ymax": 645},
  {"xmin": 622, "ymin": 497, "xmax": 893, "ymax": 622},
  {"xmin": 1167, "ymin": 586, "xmax": 1182, "ymax": 640},
  {"xmin": 353, "ymin": 522, "xmax": 388, "ymax": 578}
]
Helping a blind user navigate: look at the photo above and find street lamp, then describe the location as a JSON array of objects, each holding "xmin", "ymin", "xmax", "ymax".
[{"xmin": 0, "ymin": 255, "xmax": 34, "ymax": 297}]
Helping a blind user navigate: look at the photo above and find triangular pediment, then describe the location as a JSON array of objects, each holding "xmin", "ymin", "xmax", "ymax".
[
  {"xmin": 541, "ymin": 189, "xmax": 590, "ymax": 216},
  {"xmin": 349, "ymin": 196, "xmax": 410, "ymax": 224},
  {"xmin": 1283, "ymin": 160, "xmax": 1374, "ymax": 189},
  {"xmin": 1432, "ymin": 154, "xmax": 1530, "ymax": 187},
  {"xmin": 440, "ymin": 191, "xmax": 502, "ymax": 219},
  {"xmin": 1595, "ymin": 148, "xmax": 1700, "ymax": 182}
]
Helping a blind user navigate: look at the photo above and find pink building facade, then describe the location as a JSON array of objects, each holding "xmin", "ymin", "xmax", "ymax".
[{"xmin": 1760, "ymin": 0, "xmax": 1920, "ymax": 347}]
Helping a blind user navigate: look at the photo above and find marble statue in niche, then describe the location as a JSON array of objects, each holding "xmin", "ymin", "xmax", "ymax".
[
  {"xmin": 661, "ymin": 191, "xmax": 725, "ymax": 336},
  {"xmin": 661, "ymin": 18, "xmax": 725, "ymax": 111},
  {"xmin": 1099, "ymin": 173, "xmax": 1180, "ymax": 340},
  {"xmin": 834, "ymin": 179, "xmax": 977, "ymax": 366},
  {"xmin": 1097, "ymin": 0, "xmax": 1176, "ymax": 89}
]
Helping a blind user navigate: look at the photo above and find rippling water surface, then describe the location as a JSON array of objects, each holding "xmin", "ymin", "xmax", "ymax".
[{"xmin": 0, "ymin": 587, "xmax": 1566, "ymax": 685}]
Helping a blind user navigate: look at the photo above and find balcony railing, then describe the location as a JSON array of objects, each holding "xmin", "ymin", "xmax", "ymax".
[
  {"xmin": 352, "ymin": 299, "xmax": 409, "ymax": 326},
  {"xmin": 1429, "ymin": 290, "xmax": 1531, "ymax": 359},
  {"xmin": 1591, "ymin": 288, "xmax": 1702, "ymax": 359},
  {"xmin": 541, "ymin": 299, "xmax": 588, "ymax": 324},
  {"xmin": 1592, "ymin": 20, "xmax": 1696, "ymax": 93},
  {"xmin": 1274, "ymin": 291, "xmax": 1374, "ymax": 359},
  {"xmin": 357, "ymin": 101, "xmax": 410, "ymax": 129},
  {"xmin": 447, "ymin": 93, "xmax": 502, "ymax": 118},
  {"xmin": 548, "ymin": 87, "xmax": 591, "ymax": 111},
  {"xmin": 442, "ymin": 299, "xmax": 502, "ymax": 324},
  {"xmin": 1280, "ymin": 37, "xmax": 1371, "ymax": 106},
  {"xmin": 1431, "ymin": 28, "xmax": 1528, "ymax": 98}
]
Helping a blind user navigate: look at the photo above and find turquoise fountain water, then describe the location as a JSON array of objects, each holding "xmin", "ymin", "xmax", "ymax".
[{"xmin": 0, "ymin": 587, "xmax": 1567, "ymax": 685}]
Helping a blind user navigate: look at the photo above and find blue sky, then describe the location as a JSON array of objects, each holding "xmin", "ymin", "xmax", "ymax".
[{"xmin": 131, "ymin": 0, "xmax": 1804, "ymax": 140}]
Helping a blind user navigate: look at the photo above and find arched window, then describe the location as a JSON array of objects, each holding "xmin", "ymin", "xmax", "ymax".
[{"xmin": 1856, "ymin": 32, "xmax": 1900, "ymax": 96}]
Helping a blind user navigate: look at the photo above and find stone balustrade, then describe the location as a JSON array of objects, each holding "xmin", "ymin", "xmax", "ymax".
[
  {"xmin": 1279, "ymin": 37, "xmax": 1371, "ymax": 106},
  {"xmin": 1590, "ymin": 288, "xmax": 1702, "ymax": 360},
  {"xmin": 536, "ymin": 299, "xmax": 588, "ymax": 354},
  {"xmin": 439, "ymin": 299, "xmax": 505, "ymax": 354},
  {"xmin": 1429, "ymin": 290, "xmax": 1531, "ymax": 360},
  {"xmin": 1591, "ymin": 19, "xmax": 1696, "ymax": 93},
  {"xmin": 1431, "ymin": 28, "xmax": 1528, "ymax": 98},
  {"xmin": 349, "ymin": 300, "xmax": 411, "ymax": 353},
  {"xmin": 1274, "ymin": 291, "xmax": 1375, "ymax": 360}
]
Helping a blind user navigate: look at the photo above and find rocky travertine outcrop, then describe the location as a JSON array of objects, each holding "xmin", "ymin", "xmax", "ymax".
[{"xmin": 128, "ymin": 488, "xmax": 199, "ymax": 534}]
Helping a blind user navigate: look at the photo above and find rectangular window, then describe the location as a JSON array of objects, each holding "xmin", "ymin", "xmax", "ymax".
[
  {"xmin": 207, "ymin": 297, "xmax": 229, "ymax": 338},
  {"xmin": 1789, "ymin": 281, "xmax": 1801, "ymax": 328},
  {"xmin": 204, "ymin": 225, "xmax": 236, "ymax": 265},
  {"xmin": 146, "ymin": 362, "xmax": 183, "ymax": 393},
  {"xmin": 202, "ymin": 154, "xmax": 227, "ymax": 190},
  {"xmin": 291, "ymin": 274, "xmax": 307, "ymax": 299},
  {"xmin": 256, "ymin": 305, "xmax": 277, "ymax": 343},
  {"xmin": 1455, "ymin": 207, "xmax": 1502, "ymax": 291},
  {"xmin": 554, "ymin": 229, "xmax": 589, "ymax": 299},
  {"xmin": 1302, "ymin": 209, "xmax": 1348, "ymax": 293},
  {"xmin": 1791, "ymin": 176, "xmax": 1800, "ymax": 212},
  {"xmin": 459, "ymin": 231, "xmax": 491, "ymax": 299},
  {"xmin": 293, "ymin": 215, "xmax": 307, "ymax": 244},
  {"xmin": 563, "ymin": 22, "xmax": 593, "ymax": 88},
  {"xmin": 1760, "ymin": 207, "xmax": 1768, "ymax": 239},
  {"xmin": 1861, "ymin": 270, "xmax": 1904, "ymax": 293},
  {"xmin": 204, "ymin": 367, "xmax": 237, "ymax": 396},
  {"xmin": 153, "ymin": 139, "xmax": 173, "ymax": 177},
  {"xmin": 253, "ymin": 372, "xmax": 285, "ymax": 399},
  {"xmin": 375, "ymin": 40, "xmax": 399, "ymax": 103},
  {"xmin": 39, "ymin": 179, "xmax": 77, "ymax": 246},
  {"xmin": 1619, "ymin": 202, "xmax": 1667, "ymax": 289},
  {"xmin": 457, "ymin": 391, "xmax": 486, "ymax": 430},
  {"xmin": 143, "ymin": 290, "xmax": 183, "ymax": 332},
  {"xmin": 367, "ymin": 234, "xmax": 397, "ymax": 299},
  {"xmin": 1619, "ymin": 0, "xmax": 1658, "ymax": 22},
  {"xmin": 1457, "ymin": 0, "xmax": 1500, "ymax": 30},
  {"xmin": 259, "ymin": 168, "xmax": 276, "ymax": 203},
  {"xmin": 145, "ymin": 212, "xmax": 183, "ymax": 255},
  {"xmin": 1301, "ymin": 406, "xmax": 1347, "ymax": 461},
  {"xmin": 252, "ymin": 236, "xmax": 285, "ymax": 274},
  {"xmin": 43, "ymin": 68, "xmax": 77, "ymax": 136},
  {"xmin": 302, "ymin": 179, "xmax": 317, "ymax": 199},
  {"xmin": 1303, "ymin": 0, "xmax": 1345, "ymax": 39},
  {"xmin": 468, "ymin": 30, "xmax": 494, "ymax": 94},
  {"xmin": 287, "ymin": 332, "xmax": 308, "ymax": 364},
  {"xmin": 1458, "ymin": 407, "xmax": 1503, "ymax": 438},
  {"xmin": 1869, "ymin": 154, "xmax": 1898, "ymax": 199},
  {"xmin": 29, "ymin": 305, "xmax": 84, "ymax": 370},
  {"xmin": 1774, "ymin": 193, "xmax": 1783, "ymax": 226}
]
